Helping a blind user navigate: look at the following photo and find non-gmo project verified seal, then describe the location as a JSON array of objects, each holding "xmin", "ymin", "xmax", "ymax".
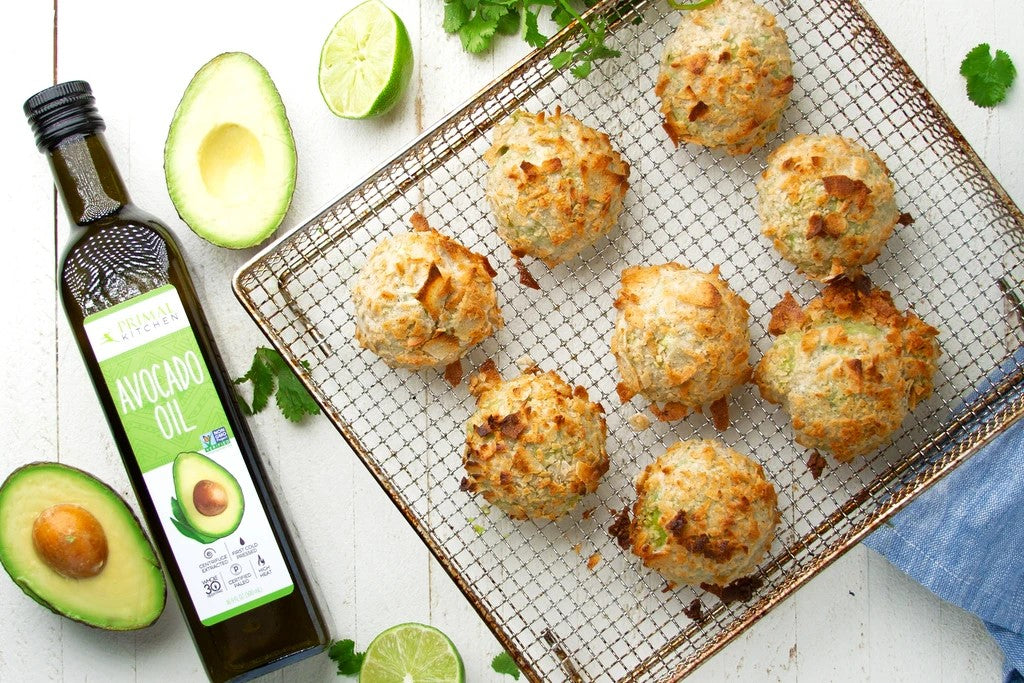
[{"xmin": 201, "ymin": 427, "xmax": 229, "ymax": 453}]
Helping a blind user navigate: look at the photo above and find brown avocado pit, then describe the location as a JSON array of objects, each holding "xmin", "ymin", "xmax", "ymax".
[
  {"xmin": 31, "ymin": 503, "xmax": 109, "ymax": 579},
  {"xmin": 193, "ymin": 479, "xmax": 228, "ymax": 517}
]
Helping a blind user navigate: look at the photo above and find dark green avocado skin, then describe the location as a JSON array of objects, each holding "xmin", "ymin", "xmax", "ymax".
[{"xmin": 0, "ymin": 461, "xmax": 167, "ymax": 631}]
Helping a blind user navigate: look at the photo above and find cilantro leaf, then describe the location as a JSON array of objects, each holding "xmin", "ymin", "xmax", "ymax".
[
  {"xmin": 443, "ymin": 1, "xmax": 470, "ymax": 33},
  {"xmin": 523, "ymin": 10, "xmax": 548, "ymax": 48},
  {"xmin": 442, "ymin": 0, "xmax": 628, "ymax": 79},
  {"xmin": 491, "ymin": 652, "xmax": 521, "ymax": 679},
  {"xmin": 233, "ymin": 347, "xmax": 320, "ymax": 423},
  {"xmin": 328, "ymin": 639, "xmax": 364, "ymax": 676},
  {"xmin": 960, "ymin": 43, "xmax": 1016, "ymax": 108},
  {"xmin": 460, "ymin": 11, "xmax": 498, "ymax": 53}
]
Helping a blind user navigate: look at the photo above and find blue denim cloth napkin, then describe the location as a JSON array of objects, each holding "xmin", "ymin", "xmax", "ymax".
[{"xmin": 864, "ymin": 347, "xmax": 1024, "ymax": 682}]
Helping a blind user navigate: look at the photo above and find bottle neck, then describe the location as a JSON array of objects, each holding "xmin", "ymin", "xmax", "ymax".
[{"xmin": 49, "ymin": 132, "xmax": 130, "ymax": 225}]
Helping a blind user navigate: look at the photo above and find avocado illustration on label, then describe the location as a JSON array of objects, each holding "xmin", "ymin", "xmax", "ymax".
[
  {"xmin": 170, "ymin": 452, "xmax": 244, "ymax": 543},
  {"xmin": 0, "ymin": 462, "xmax": 166, "ymax": 630}
]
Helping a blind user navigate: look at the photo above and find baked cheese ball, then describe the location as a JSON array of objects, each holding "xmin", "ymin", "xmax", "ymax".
[
  {"xmin": 462, "ymin": 361, "xmax": 608, "ymax": 520},
  {"xmin": 351, "ymin": 213, "xmax": 502, "ymax": 370},
  {"xmin": 611, "ymin": 263, "xmax": 751, "ymax": 424},
  {"xmin": 656, "ymin": 0, "xmax": 793, "ymax": 155},
  {"xmin": 757, "ymin": 134, "xmax": 901, "ymax": 281},
  {"xmin": 754, "ymin": 277, "xmax": 940, "ymax": 462},
  {"xmin": 630, "ymin": 439, "xmax": 779, "ymax": 587},
  {"xmin": 483, "ymin": 108, "xmax": 630, "ymax": 267}
]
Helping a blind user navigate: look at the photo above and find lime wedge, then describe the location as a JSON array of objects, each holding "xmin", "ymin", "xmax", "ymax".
[
  {"xmin": 318, "ymin": 0, "xmax": 413, "ymax": 119},
  {"xmin": 359, "ymin": 623, "xmax": 466, "ymax": 683}
]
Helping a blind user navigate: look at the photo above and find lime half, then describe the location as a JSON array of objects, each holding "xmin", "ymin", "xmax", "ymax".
[
  {"xmin": 359, "ymin": 623, "xmax": 465, "ymax": 683},
  {"xmin": 318, "ymin": 0, "xmax": 413, "ymax": 119}
]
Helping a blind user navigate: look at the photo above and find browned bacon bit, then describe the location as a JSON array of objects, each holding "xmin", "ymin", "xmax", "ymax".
[
  {"xmin": 459, "ymin": 477, "xmax": 473, "ymax": 492},
  {"xmin": 718, "ymin": 51, "xmax": 731, "ymax": 63},
  {"xmin": 608, "ymin": 508, "xmax": 631, "ymax": 549},
  {"xmin": 542, "ymin": 158, "xmax": 563, "ymax": 174},
  {"xmin": 709, "ymin": 396, "xmax": 730, "ymax": 431},
  {"xmin": 846, "ymin": 358, "xmax": 863, "ymax": 378},
  {"xmin": 807, "ymin": 451, "xmax": 827, "ymax": 481},
  {"xmin": 768, "ymin": 292, "xmax": 807, "ymax": 335},
  {"xmin": 807, "ymin": 214, "xmax": 826, "ymax": 239},
  {"xmin": 772, "ymin": 75, "xmax": 795, "ymax": 96},
  {"xmin": 897, "ymin": 212, "xmax": 914, "ymax": 226},
  {"xmin": 666, "ymin": 510, "xmax": 687, "ymax": 539},
  {"xmin": 498, "ymin": 413, "xmax": 527, "ymax": 439},
  {"xmin": 474, "ymin": 422, "xmax": 493, "ymax": 437},
  {"xmin": 481, "ymin": 256, "xmax": 498, "ymax": 278},
  {"xmin": 850, "ymin": 274, "xmax": 873, "ymax": 295},
  {"xmin": 514, "ymin": 258, "xmax": 540, "ymax": 290},
  {"xmin": 822, "ymin": 175, "xmax": 871, "ymax": 207},
  {"xmin": 689, "ymin": 101, "xmax": 710, "ymax": 122},
  {"xmin": 700, "ymin": 576, "xmax": 763, "ymax": 604},
  {"xmin": 410, "ymin": 212, "xmax": 430, "ymax": 231},
  {"xmin": 444, "ymin": 359, "xmax": 463, "ymax": 387},
  {"xmin": 587, "ymin": 554, "xmax": 601, "ymax": 571},
  {"xmin": 682, "ymin": 52, "xmax": 710, "ymax": 75},
  {"xmin": 684, "ymin": 599, "xmax": 706, "ymax": 623}
]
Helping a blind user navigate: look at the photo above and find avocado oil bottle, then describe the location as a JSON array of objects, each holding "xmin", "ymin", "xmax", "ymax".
[{"xmin": 24, "ymin": 81, "xmax": 328, "ymax": 682}]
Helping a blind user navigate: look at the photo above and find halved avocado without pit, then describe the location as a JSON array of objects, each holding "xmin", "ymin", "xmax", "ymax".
[
  {"xmin": 0, "ymin": 462, "xmax": 166, "ymax": 630},
  {"xmin": 164, "ymin": 52, "xmax": 296, "ymax": 249}
]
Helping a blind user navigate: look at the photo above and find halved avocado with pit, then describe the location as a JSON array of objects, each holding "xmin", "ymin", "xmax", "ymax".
[
  {"xmin": 0, "ymin": 462, "xmax": 166, "ymax": 630},
  {"xmin": 172, "ymin": 452, "xmax": 244, "ymax": 541}
]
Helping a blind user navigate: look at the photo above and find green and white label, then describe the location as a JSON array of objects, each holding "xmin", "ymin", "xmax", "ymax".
[{"xmin": 84, "ymin": 285, "xmax": 293, "ymax": 625}]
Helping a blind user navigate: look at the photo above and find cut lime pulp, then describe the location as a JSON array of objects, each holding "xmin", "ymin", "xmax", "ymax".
[
  {"xmin": 318, "ymin": 0, "xmax": 413, "ymax": 119},
  {"xmin": 359, "ymin": 623, "xmax": 465, "ymax": 683}
]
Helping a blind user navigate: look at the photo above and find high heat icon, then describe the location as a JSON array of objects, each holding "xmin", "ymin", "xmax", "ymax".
[{"xmin": 257, "ymin": 555, "xmax": 265, "ymax": 566}]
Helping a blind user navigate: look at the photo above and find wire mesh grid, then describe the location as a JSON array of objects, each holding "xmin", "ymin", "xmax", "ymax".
[{"xmin": 234, "ymin": 0, "xmax": 1024, "ymax": 680}]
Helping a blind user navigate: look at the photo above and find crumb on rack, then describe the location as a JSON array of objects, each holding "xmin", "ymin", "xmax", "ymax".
[
  {"xmin": 628, "ymin": 413, "xmax": 651, "ymax": 431},
  {"xmin": 608, "ymin": 508, "xmax": 631, "ymax": 549},
  {"xmin": 514, "ymin": 258, "xmax": 540, "ymax": 290},
  {"xmin": 516, "ymin": 355, "xmax": 538, "ymax": 372},
  {"xmin": 700, "ymin": 576, "xmax": 764, "ymax": 604},
  {"xmin": 581, "ymin": 507, "xmax": 596, "ymax": 521},
  {"xmin": 807, "ymin": 451, "xmax": 827, "ymax": 480},
  {"xmin": 572, "ymin": 543, "xmax": 582, "ymax": 555},
  {"xmin": 444, "ymin": 359, "xmax": 463, "ymax": 387},
  {"xmin": 683, "ymin": 598, "xmax": 707, "ymax": 623},
  {"xmin": 587, "ymin": 553, "xmax": 601, "ymax": 571}
]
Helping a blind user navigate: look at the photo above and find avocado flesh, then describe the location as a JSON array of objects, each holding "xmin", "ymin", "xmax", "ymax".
[
  {"xmin": 172, "ymin": 452, "xmax": 244, "ymax": 540},
  {"xmin": 164, "ymin": 51, "xmax": 296, "ymax": 249},
  {"xmin": 0, "ymin": 463, "xmax": 166, "ymax": 630}
]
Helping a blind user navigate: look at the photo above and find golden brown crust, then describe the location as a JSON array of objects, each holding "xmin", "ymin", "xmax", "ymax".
[
  {"xmin": 352, "ymin": 214, "xmax": 503, "ymax": 370},
  {"xmin": 611, "ymin": 263, "xmax": 751, "ymax": 421},
  {"xmin": 629, "ymin": 439, "xmax": 779, "ymax": 586},
  {"xmin": 484, "ymin": 109, "xmax": 630, "ymax": 267},
  {"xmin": 754, "ymin": 278, "xmax": 941, "ymax": 461},
  {"xmin": 657, "ymin": 0, "xmax": 793, "ymax": 155},
  {"xmin": 758, "ymin": 134, "xmax": 900, "ymax": 281},
  {"xmin": 463, "ymin": 367, "xmax": 608, "ymax": 520}
]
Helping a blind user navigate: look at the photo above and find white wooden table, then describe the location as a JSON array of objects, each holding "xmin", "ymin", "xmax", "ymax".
[{"xmin": 1, "ymin": 1, "xmax": 1020, "ymax": 681}]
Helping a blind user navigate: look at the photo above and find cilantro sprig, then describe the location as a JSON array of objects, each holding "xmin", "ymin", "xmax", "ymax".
[
  {"xmin": 491, "ymin": 651, "xmax": 522, "ymax": 679},
  {"xmin": 328, "ymin": 639, "xmax": 365, "ymax": 676},
  {"xmin": 960, "ymin": 43, "xmax": 1016, "ymax": 108},
  {"xmin": 443, "ymin": 1, "xmax": 621, "ymax": 79},
  {"xmin": 233, "ymin": 347, "xmax": 320, "ymax": 423}
]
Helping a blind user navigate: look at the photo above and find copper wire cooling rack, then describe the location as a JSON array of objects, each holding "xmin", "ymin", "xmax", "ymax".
[{"xmin": 233, "ymin": 0, "xmax": 1024, "ymax": 679}]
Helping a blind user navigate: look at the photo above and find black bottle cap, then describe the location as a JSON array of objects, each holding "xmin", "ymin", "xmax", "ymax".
[{"xmin": 24, "ymin": 80, "xmax": 105, "ymax": 151}]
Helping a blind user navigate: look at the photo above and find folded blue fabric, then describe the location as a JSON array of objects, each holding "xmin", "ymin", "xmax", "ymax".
[{"xmin": 864, "ymin": 347, "xmax": 1024, "ymax": 683}]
